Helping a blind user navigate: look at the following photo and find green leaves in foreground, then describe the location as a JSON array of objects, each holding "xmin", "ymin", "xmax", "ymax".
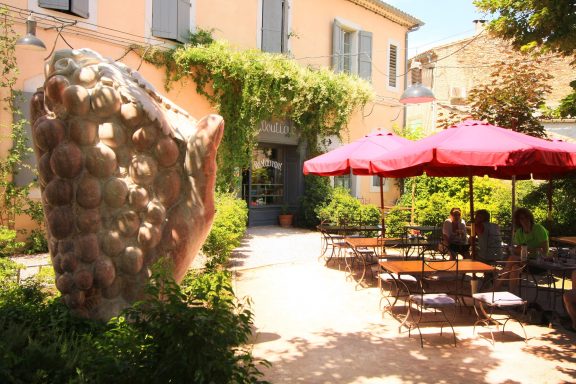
[{"xmin": 0, "ymin": 264, "xmax": 268, "ymax": 384}]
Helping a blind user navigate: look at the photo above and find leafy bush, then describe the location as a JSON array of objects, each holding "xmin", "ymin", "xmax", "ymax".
[
  {"xmin": 316, "ymin": 187, "xmax": 381, "ymax": 226},
  {"xmin": 0, "ymin": 226, "xmax": 24, "ymax": 257},
  {"xmin": 386, "ymin": 175, "xmax": 522, "ymax": 234},
  {"xmin": 0, "ymin": 263, "xmax": 268, "ymax": 384},
  {"xmin": 24, "ymin": 228, "xmax": 49, "ymax": 255},
  {"xmin": 299, "ymin": 175, "xmax": 333, "ymax": 228},
  {"xmin": 202, "ymin": 192, "xmax": 248, "ymax": 269}
]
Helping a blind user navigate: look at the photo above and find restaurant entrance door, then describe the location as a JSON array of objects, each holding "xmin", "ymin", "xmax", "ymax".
[{"xmin": 243, "ymin": 144, "xmax": 302, "ymax": 226}]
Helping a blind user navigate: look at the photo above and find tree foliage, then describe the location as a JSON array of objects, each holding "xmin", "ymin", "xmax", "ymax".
[
  {"xmin": 467, "ymin": 58, "xmax": 551, "ymax": 137},
  {"xmin": 474, "ymin": 0, "xmax": 576, "ymax": 57},
  {"xmin": 474, "ymin": 0, "xmax": 576, "ymax": 117}
]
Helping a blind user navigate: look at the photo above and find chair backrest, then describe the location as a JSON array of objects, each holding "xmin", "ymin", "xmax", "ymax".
[{"xmin": 419, "ymin": 258, "xmax": 459, "ymax": 293}]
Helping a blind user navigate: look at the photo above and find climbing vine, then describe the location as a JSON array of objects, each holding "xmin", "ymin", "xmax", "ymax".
[
  {"xmin": 0, "ymin": 7, "xmax": 44, "ymax": 248},
  {"xmin": 141, "ymin": 38, "xmax": 374, "ymax": 189}
]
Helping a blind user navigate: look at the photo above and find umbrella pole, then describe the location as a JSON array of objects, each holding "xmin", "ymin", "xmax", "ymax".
[
  {"xmin": 547, "ymin": 179, "xmax": 553, "ymax": 226},
  {"xmin": 511, "ymin": 176, "xmax": 516, "ymax": 235},
  {"xmin": 380, "ymin": 176, "xmax": 385, "ymax": 237},
  {"xmin": 469, "ymin": 175, "xmax": 476, "ymax": 259}
]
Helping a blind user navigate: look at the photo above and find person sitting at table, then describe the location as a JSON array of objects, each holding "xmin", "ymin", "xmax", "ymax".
[
  {"xmin": 562, "ymin": 270, "xmax": 576, "ymax": 332},
  {"xmin": 474, "ymin": 209, "xmax": 502, "ymax": 262},
  {"xmin": 442, "ymin": 207, "xmax": 470, "ymax": 260},
  {"xmin": 497, "ymin": 208, "xmax": 549, "ymax": 291},
  {"xmin": 512, "ymin": 207, "xmax": 549, "ymax": 258}
]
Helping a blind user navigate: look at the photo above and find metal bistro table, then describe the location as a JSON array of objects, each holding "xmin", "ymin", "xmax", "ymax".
[
  {"xmin": 379, "ymin": 260, "xmax": 495, "ymax": 312},
  {"xmin": 527, "ymin": 257, "xmax": 576, "ymax": 314},
  {"xmin": 402, "ymin": 225, "xmax": 444, "ymax": 259},
  {"xmin": 345, "ymin": 237, "xmax": 402, "ymax": 289}
]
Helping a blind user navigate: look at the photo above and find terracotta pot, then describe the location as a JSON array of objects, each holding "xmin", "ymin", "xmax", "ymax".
[{"xmin": 278, "ymin": 214, "xmax": 293, "ymax": 228}]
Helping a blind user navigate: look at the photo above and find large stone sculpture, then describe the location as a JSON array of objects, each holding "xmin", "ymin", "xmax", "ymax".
[{"xmin": 29, "ymin": 49, "xmax": 224, "ymax": 320}]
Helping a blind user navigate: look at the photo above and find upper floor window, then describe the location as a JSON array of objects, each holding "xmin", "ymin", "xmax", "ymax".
[
  {"xmin": 332, "ymin": 18, "xmax": 372, "ymax": 81},
  {"xmin": 261, "ymin": 0, "xmax": 289, "ymax": 53},
  {"xmin": 39, "ymin": 0, "xmax": 89, "ymax": 19},
  {"xmin": 152, "ymin": 0, "xmax": 191, "ymax": 43},
  {"xmin": 388, "ymin": 42, "xmax": 399, "ymax": 89}
]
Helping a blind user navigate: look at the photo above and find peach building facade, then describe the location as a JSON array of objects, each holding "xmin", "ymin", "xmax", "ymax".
[{"xmin": 2, "ymin": 0, "xmax": 421, "ymax": 227}]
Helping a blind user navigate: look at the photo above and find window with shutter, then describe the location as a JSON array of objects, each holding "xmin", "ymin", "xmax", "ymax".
[
  {"xmin": 332, "ymin": 18, "xmax": 370, "ymax": 77},
  {"xmin": 388, "ymin": 44, "xmax": 398, "ymax": 88},
  {"xmin": 38, "ymin": 0, "xmax": 89, "ymax": 18},
  {"xmin": 358, "ymin": 31, "xmax": 372, "ymax": 81},
  {"xmin": 152, "ymin": 0, "xmax": 191, "ymax": 43},
  {"xmin": 262, "ymin": 0, "xmax": 288, "ymax": 53}
]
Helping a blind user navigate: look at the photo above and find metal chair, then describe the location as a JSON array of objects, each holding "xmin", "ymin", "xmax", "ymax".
[
  {"xmin": 406, "ymin": 258, "xmax": 459, "ymax": 347},
  {"xmin": 473, "ymin": 260, "xmax": 528, "ymax": 344}
]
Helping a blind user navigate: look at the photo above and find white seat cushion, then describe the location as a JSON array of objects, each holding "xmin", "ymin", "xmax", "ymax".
[
  {"xmin": 410, "ymin": 293, "xmax": 456, "ymax": 307},
  {"xmin": 472, "ymin": 291, "xmax": 525, "ymax": 306},
  {"xmin": 379, "ymin": 273, "xmax": 417, "ymax": 282}
]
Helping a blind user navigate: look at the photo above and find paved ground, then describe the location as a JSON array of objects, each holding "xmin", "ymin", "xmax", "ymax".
[{"xmin": 231, "ymin": 226, "xmax": 576, "ymax": 384}]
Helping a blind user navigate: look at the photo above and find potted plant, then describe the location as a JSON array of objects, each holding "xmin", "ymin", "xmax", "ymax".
[{"xmin": 278, "ymin": 205, "xmax": 294, "ymax": 228}]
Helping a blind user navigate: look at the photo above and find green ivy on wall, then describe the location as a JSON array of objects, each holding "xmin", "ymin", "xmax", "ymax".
[{"xmin": 141, "ymin": 39, "xmax": 374, "ymax": 190}]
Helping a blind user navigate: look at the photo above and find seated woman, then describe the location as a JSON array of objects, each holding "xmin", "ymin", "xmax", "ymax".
[
  {"xmin": 512, "ymin": 207, "xmax": 549, "ymax": 258},
  {"xmin": 474, "ymin": 209, "xmax": 502, "ymax": 262},
  {"xmin": 498, "ymin": 208, "xmax": 549, "ymax": 291},
  {"xmin": 442, "ymin": 207, "xmax": 470, "ymax": 260}
]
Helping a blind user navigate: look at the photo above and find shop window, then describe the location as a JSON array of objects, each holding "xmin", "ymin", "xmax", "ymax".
[
  {"xmin": 248, "ymin": 147, "xmax": 285, "ymax": 207},
  {"xmin": 332, "ymin": 18, "xmax": 372, "ymax": 81},
  {"xmin": 261, "ymin": 0, "xmax": 289, "ymax": 53},
  {"xmin": 152, "ymin": 0, "xmax": 191, "ymax": 43},
  {"xmin": 39, "ymin": 0, "xmax": 89, "ymax": 18}
]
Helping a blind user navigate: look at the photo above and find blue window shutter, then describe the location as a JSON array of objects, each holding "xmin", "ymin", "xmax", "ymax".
[
  {"xmin": 152, "ymin": 0, "xmax": 178, "ymax": 40},
  {"xmin": 358, "ymin": 30, "xmax": 372, "ymax": 81},
  {"xmin": 332, "ymin": 20, "xmax": 343, "ymax": 72},
  {"xmin": 39, "ymin": 0, "xmax": 69, "ymax": 11},
  {"xmin": 71, "ymin": 0, "xmax": 89, "ymax": 18},
  {"xmin": 177, "ymin": 0, "xmax": 190, "ymax": 43},
  {"xmin": 13, "ymin": 92, "xmax": 37, "ymax": 187},
  {"xmin": 262, "ymin": 0, "xmax": 283, "ymax": 53}
]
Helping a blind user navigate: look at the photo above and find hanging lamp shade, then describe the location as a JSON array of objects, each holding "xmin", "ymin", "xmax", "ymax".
[
  {"xmin": 399, "ymin": 83, "xmax": 435, "ymax": 104},
  {"xmin": 16, "ymin": 16, "xmax": 47, "ymax": 51}
]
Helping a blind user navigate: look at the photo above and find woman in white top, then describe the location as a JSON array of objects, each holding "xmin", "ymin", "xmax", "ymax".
[
  {"xmin": 442, "ymin": 207, "xmax": 470, "ymax": 260},
  {"xmin": 474, "ymin": 209, "xmax": 502, "ymax": 262}
]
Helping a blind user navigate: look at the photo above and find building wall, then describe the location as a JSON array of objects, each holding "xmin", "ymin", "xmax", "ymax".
[
  {"xmin": 3, "ymin": 0, "xmax": 419, "ymax": 230},
  {"xmin": 407, "ymin": 27, "xmax": 575, "ymax": 134}
]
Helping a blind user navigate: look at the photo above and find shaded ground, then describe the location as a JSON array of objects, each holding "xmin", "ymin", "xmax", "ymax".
[{"xmin": 232, "ymin": 226, "xmax": 576, "ymax": 384}]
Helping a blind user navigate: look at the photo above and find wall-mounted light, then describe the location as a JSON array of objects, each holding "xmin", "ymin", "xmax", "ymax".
[
  {"xmin": 399, "ymin": 83, "xmax": 435, "ymax": 104},
  {"xmin": 16, "ymin": 15, "xmax": 47, "ymax": 51}
]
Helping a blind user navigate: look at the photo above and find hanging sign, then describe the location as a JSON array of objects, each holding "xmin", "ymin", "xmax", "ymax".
[{"xmin": 258, "ymin": 119, "xmax": 299, "ymax": 145}]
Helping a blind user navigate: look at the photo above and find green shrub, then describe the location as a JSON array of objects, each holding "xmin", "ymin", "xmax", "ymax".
[
  {"xmin": 299, "ymin": 175, "xmax": 333, "ymax": 228},
  {"xmin": 385, "ymin": 175, "xmax": 539, "ymax": 234},
  {"xmin": 24, "ymin": 228, "xmax": 49, "ymax": 255},
  {"xmin": 0, "ymin": 226, "xmax": 24, "ymax": 257},
  {"xmin": 317, "ymin": 187, "xmax": 380, "ymax": 226},
  {"xmin": 202, "ymin": 192, "xmax": 248, "ymax": 269},
  {"xmin": 0, "ymin": 263, "xmax": 268, "ymax": 384},
  {"xmin": 0, "ymin": 257, "xmax": 22, "ymax": 284}
]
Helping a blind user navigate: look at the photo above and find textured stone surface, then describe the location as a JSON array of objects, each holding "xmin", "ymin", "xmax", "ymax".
[{"xmin": 31, "ymin": 49, "xmax": 224, "ymax": 320}]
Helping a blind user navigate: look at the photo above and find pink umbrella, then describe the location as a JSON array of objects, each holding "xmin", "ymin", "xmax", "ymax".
[
  {"xmin": 303, "ymin": 131, "xmax": 412, "ymax": 232},
  {"xmin": 303, "ymin": 131, "xmax": 411, "ymax": 176},
  {"xmin": 365, "ymin": 119, "xmax": 576, "ymax": 257},
  {"xmin": 369, "ymin": 120, "xmax": 576, "ymax": 179}
]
